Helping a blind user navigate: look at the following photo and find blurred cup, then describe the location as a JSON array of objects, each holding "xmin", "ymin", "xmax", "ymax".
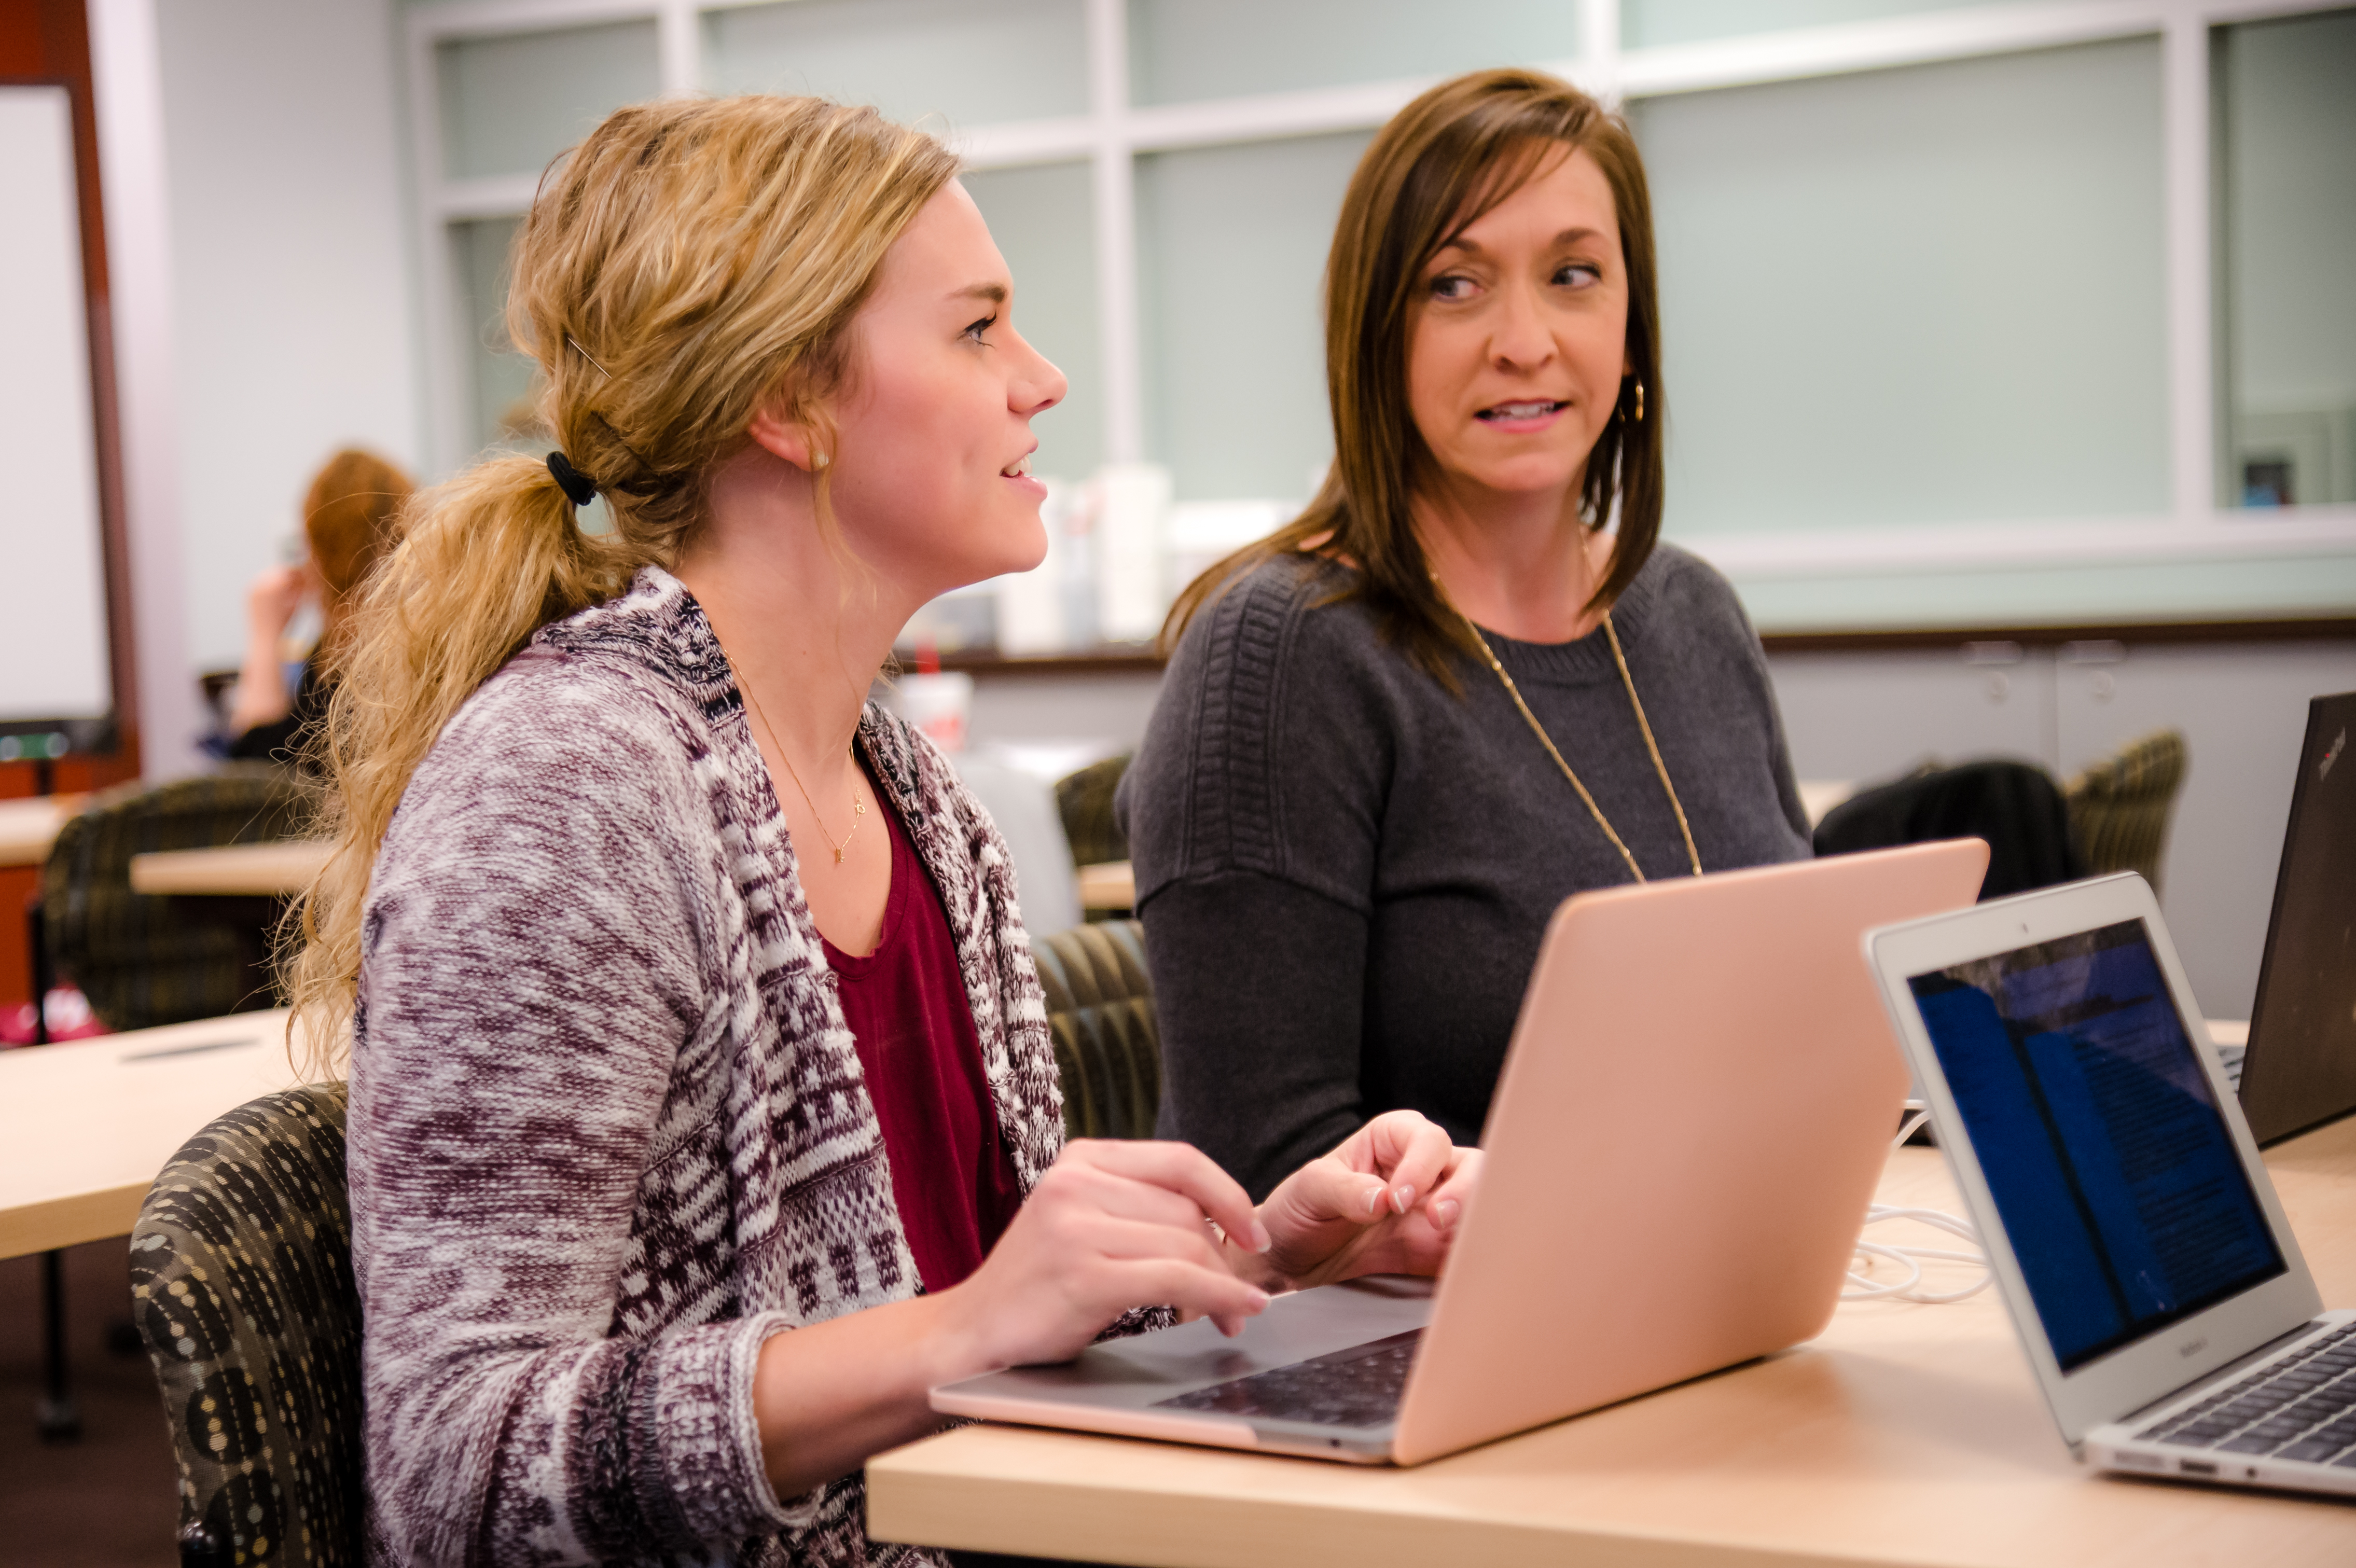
[{"xmin": 898, "ymin": 671, "xmax": 974, "ymax": 754}]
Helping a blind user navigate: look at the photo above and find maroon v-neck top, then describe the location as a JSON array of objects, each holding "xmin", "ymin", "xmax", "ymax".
[{"xmin": 821, "ymin": 794, "xmax": 1027, "ymax": 1294}]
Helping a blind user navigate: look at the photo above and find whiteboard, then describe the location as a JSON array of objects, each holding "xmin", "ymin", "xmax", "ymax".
[{"xmin": 0, "ymin": 85, "xmax": 111, "ymax": 727}]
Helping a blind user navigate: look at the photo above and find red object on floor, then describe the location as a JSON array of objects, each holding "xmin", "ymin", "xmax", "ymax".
[{"xmin": 0, "ymin": 987, "xmax": 108, "ymax": 1046}]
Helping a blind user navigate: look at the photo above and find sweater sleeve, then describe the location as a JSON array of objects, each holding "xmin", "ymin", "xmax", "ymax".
[
  {"xmin": 1142, "ymin": 871, "xmax": 1370, "ymax": 1200},
  {"xmin": 349, "ymin": 657, "xmax": 804, "ymax": 1567},
  {"xmin": 1122, "ymin": 560, "xmax": 1391, "ymax": 1198}
]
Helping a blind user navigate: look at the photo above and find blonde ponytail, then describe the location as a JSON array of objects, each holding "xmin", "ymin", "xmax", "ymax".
[{"xmin": 283, "ymin": 96, "xmax": 960, "ymax": 1073}]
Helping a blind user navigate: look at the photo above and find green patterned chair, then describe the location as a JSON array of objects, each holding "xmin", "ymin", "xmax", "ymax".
[
  {"xmin": 1051, "ymin": 754, "xmax": 1131, "ymax": 872},
  {"xmin": 2064, "ymin": 729, "xmax": 2189, "ymax": 897},
  {"xmin": 132, "ymin": 1083, "xmax": 361, "ymax": 1568},
  {"xmin": 1035, "ymin": 920, "xmax": 1160, "ymax": 1141},
  {"xmin": 43, "ymin": 765, "xmax": 318, "ymax": 1031}
]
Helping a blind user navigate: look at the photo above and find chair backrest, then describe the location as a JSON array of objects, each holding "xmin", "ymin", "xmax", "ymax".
[
  {"xmin": 132, "ymin": 1083, "xmax": 361, "ymax": 1568},
  {"xmin": 1812, "ymin": 758, "xmax": 2088, "ymax": 900},
  {"xmin": 1053, "ymin": 753, "xmax": 1131, "ymax": 870},
  {"xmin": 2064, "ymin": 728, "xmax": 2189, "ymax": 895},
  {"xmin": 1034, "ymin": 919, "xmax": 1160, "ymax": 1140},
  {"xmin": 43, "ymin": 765, "xmax": 316, "ymax": 1031}
]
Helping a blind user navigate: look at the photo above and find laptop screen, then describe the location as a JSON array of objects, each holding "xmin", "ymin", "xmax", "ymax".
[{"xmin": 1907, "ymin": 919, "xmax": 2285, "ymax": 1372}]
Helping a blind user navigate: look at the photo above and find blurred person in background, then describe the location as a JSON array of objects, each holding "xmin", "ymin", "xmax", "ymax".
[{"xmin": 224, "ymin": 448, "xmax": 411, "ymax": 764}]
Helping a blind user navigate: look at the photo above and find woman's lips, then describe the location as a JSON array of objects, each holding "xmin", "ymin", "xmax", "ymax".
[{"xmin": 1475, "ymin": 399, "xmax": 1569, "ymax": 432}]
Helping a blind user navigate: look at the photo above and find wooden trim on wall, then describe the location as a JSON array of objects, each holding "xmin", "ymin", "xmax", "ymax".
[
  {"xmin": 911, "ymin": 616, "xmax": 2356, "ymax": 678},
  {"xmin": 1, "ymin": 0, "xmax": 137, "ymax": 768},
  {"xmin": 1757, "ymin": 617, "xmax": 2356, "ymax": 655}
]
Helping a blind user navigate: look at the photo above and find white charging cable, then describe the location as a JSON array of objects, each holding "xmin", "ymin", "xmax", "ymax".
[{"xmin": 1841, "ymin": 1103, "xmax": 1994, "ymax": 1305}]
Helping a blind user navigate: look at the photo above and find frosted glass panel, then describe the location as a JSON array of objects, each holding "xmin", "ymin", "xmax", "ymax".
[
  {"xmin": 438, "ymin": 21, "xmax": 659, "ymax": 180},
  {"xmin": 707, "ymin": 0, "xmax": 1088, "ymax": 126},
  {"xmin": 1625, "ymin": 1, "xmax": 1974, "ymax": 50},
  {"xmin": 1128, "ymin": 0, "xmax": 1579, "ymax": 106},
  {"xmin": 1729, "ymin": 553, "xmax": 2356, "ymax": 633},
  {"xmin": 1634, "ymin": 38, "xmax": 2168, "ymax": 540},
  {"xmin": 963, "ymin": 163, "xmax": 1100, "ymax": 480},
  {"xmin": 1137, "ymin": 131, "xmax": 1370, "ymax": 501},
  {"xmin": 2220, "ymin": 7, "xmax": 2356, "ymax": 509},
  {"xmin": 454, "ymin": 217, "xmax": 537, "ymax": 455}
]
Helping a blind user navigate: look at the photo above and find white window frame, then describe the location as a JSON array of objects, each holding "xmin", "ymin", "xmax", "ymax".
[{"xmin": 401, "ymin": 0, "xmax": 2356, "ymax": 597}]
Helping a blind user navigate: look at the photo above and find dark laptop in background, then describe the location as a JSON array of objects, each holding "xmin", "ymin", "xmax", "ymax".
[{"xmin": 2238, "ymin": 690, "xmax": 2356, "ymax": 1146}]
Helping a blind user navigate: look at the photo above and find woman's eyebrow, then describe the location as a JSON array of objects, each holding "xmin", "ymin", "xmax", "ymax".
[
  {"xmin": 1432, "ymin": 225, "xmax": 1607, "ymax": 260},
  {"xmin": 949, "ymin": 281, "xmax": 1008, "ymax": 305}
]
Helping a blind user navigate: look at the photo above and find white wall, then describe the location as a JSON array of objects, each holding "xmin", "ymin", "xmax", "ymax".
[{"xmin": 153, "ymin": 0, "xmax": 423, "ymax": 673}]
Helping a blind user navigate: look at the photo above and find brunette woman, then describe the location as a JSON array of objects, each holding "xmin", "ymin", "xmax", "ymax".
[
  {"xmin": 224, "ymin": 448, "xmax": 411, "ymax": 764},
  {"xmin": 289, "ymin": 97, "xmax": 1476, "ymax": 1567},
  {"xmin": 1123, "ymin": 70, "xmax": 1811, "ymax": 1200}
]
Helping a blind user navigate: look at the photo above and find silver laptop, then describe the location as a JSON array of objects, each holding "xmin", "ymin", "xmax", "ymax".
[
  {"xmin": 931, "ymin": 840, "xmax": 1988, "ymax": 1465},
  {"xmin": 1866, "ymin": 872, "xmax": 2356, "ymax": 1494}
]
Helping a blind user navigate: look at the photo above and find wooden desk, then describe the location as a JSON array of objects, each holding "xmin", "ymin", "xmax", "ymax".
[
  {"xmin": 0, "ymin": 794, "xmax": 86, "ymax": 869},
  {"xmin": 868, "ymin": 1117, "xmax": 2356, "ymax": 1567},
  {"xmin": 128, "ymin": 839, "xmax": 330, "ymax": 896},
  {"xmin": 1078, "ymin": 861, "xmax": 1135, "ymax": 913},
  {"xmin": 0, "ymin": 1010, "xmax": 316, "ymax": 1259}
]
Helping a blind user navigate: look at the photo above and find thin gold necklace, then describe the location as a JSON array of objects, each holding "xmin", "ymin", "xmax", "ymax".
[
  {"xmin": 1446, "ymin": 595, "xmax": 1702, "ymax": 884},
  {"xmin": 740, "ymin": 678, "xmax": 868, "ymax": 866}
]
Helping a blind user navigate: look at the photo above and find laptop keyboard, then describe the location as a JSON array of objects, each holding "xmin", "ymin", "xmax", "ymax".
[
  {"xmin": 2219, "ymin": 1043, "xmax": 2247, "ymax": 1092},
  {"xmin": 1152, "ymin": 1329, "xmax": 1423, "ymax": 1429},
  {"xmin": 2136, "ymin": 1322, "xmax": 2356, "ymax": 1465}
]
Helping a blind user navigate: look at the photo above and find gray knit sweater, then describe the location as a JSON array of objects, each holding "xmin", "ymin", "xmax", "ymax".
[
  {"xmin": 1119, "ymin": 544, "xmax": 1811, "ymax": 1199},
  {"xmin": 349, "ymin": 566, "xmax": 1107, "ymax": 1568}
]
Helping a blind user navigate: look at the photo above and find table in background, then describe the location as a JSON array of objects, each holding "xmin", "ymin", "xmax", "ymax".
[
  {"xmin": 127, "ymin": 840, "xmax": 331, "ymax": 897},
  {"xmin": 868, "ymin": 1114, "xmax": 2356, "ymax": 1567},
  {"xmin": 0, "ymin": 1009, "xmax": 314, "ymax": 1259},
  {"xmin": 0, "ymin": 794, "xmax": 85, "ymax": 869}
]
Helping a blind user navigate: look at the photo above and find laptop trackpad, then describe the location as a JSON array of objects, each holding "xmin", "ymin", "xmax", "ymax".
[{"xmin": 939, "ymin": 1274, "xmax": 1436, "ymax": 1414}]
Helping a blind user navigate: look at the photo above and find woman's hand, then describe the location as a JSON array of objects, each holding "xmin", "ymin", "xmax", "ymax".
[
  {"xmin": 1246, "ymin": 1111, "xmax": 1482, "ymax": 1292},
  {"xmin": 245, "ymin": 563, "xmax": 310, "ymax": 637},
  {"xmin": 936, "ymin": 1139, "xmax": 1277, "ymax": 1376}
]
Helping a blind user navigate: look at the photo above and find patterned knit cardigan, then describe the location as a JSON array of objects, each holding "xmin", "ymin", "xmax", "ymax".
[{"xmin": 350, "ymin": 566, "xmax": 1102, "ymax": 1567}]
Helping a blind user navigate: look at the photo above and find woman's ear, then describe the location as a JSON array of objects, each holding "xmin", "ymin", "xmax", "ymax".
[{"xmin": 745, "ymin": 400, "xmax": 828, "ymax": 473}]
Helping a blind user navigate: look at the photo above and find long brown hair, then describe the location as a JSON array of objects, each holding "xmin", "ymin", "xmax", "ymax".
[
  {"xmin": 1164, "ymin": 67, "xmax": 1665, "ymax": 685},
  {"xmin": 302, "ymin": 448, "xmax": 412, "ymax": 647},
  {"xmin": 283, "ymin": 96, "xmax": 960, "ymax": 1072}
]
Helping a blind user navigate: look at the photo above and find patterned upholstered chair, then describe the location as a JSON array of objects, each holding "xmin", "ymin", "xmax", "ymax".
[
  {"xmin": 132, "ymin": 1083, "xmax": 362, "ymax": 1568},
  {"xmin": 1052, "ymin": 755, "xmax": 1131, "ymax": 868},
  {"xmin": 43, "ymin": 765, "xmax": 318, "ymax": 1031},
  {"xmin": 1035, "ymin": 919, "xmax": 1160, "ymax": 1140},
  {"xmin": 2064, "ymin": 729, "xmax": 2189, "ymax": 896}
]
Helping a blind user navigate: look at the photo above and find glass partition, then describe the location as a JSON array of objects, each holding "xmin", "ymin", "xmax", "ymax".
[
  {"xmin": 1127, "ymin": 0, "xmax": 1578, "ymax": 105},
  {"xmin": 437, "ymin": 20, "xmax": 660, "ymax": 180},
  {"xmin": 963, "ymin": 162, "xmax": 1102, "ymax": 480},
  {"xmin": 1624, "ymin": 0, "xmax": 1974, "ymax": 50},
  {"xmin": 453, "ymin": 217, "xmax": 534, "ymax": 456},
  {"xmin": 706, "ymin": 0, "xmax": 1089, "ymax": 126},
  {"xmin": 1634, "ymin": 37, "xmax": 2168, "ymax": 542},
  {"xmin": 1135, "ymin": 131, "xmax": 1370, "ymax": 502},
  {"xmin": 2219, "ymin": 6, "xmax": 2356, "ymax": 509}
]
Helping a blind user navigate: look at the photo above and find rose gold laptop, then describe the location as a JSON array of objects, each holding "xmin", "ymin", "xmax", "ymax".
[{"xmin": 931, "ymin": 839, "xmax": 1989, "ymax": 1464}]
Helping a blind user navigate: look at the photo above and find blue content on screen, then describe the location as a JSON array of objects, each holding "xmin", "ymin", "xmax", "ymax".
[{"xmin": 1908, "ymin": 920, "xmax": 2283, "ymax": 1372}]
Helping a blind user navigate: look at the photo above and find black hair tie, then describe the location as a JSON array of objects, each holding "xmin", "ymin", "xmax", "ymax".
[{"xmin": 546, "ymin": 451, "xmax": 598, "ymax": 507}]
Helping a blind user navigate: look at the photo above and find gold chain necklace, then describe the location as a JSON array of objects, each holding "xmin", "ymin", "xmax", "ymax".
[
  {"xmin": 1448, "ymin": 598, "xmax": 1702, "ymax": 884},
  {"xmin": 740, "ymin": 678, "xmax": 868, "ymax": 866}
]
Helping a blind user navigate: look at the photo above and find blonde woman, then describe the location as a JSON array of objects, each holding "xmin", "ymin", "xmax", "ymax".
[{"xmin": 290, "ymin": 98, "xmax": 1477, "ymax": 1567}]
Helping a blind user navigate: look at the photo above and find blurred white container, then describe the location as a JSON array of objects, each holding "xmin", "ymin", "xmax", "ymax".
[
  {"xmin": 994, "ymin": 477, "xmax": 1073, "ymax": 655},
  {"xmin": 1095, "ymin": 462, "xmax": 1172, "ymax": 644},
  {"xmin": 896, "ymin": 670, "xmax": 974, "ymax": 754},
  {"xmin": 1166, "ymin": 498, "xmax": 1291, "ymax": 602}
]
